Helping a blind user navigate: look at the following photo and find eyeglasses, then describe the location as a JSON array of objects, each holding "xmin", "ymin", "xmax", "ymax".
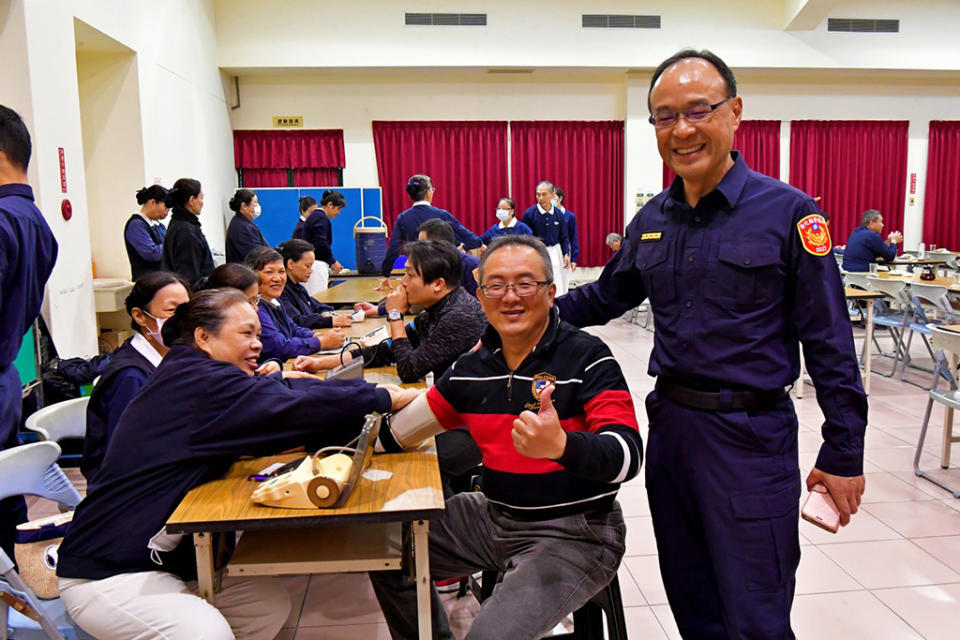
[
  {"xmin": 248, "ymin": 294, "xmax": 261, "ymax": 307},
  {"xmin": 479, "ymin": 281, "xmax": 550, "ymax": 299},
  {"xmin": 648, "ymin": 98, "xmax": 731, "ymax": 129}
]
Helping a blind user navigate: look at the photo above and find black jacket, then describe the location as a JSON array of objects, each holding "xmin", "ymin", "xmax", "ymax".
[
  {"xmin": 225, "ymin": 213, "xmax": 268, "ymax": 264},
  {"xmin": 278, "ymin": 281, "xmax": 335, "ymax": 329},
  {"xmin": 161, "ymin": 207, "xmax": 214, "ymax": 287}
]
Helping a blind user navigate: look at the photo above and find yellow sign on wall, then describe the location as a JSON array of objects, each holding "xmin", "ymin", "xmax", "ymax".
[{"xmin": 273, "ymin": 116, "xmax": 303, "ymax": 127}]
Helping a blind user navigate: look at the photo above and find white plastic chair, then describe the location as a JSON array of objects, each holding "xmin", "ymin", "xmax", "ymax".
[
  {"xmin": 0, "ymin": 442, "xmax": 89, "ymax": 640},
  {"xmin": 24, "ymin": 398, "xmax": 89, "ymax": 443},
  {"xmin": 916, "ymin": 327, "xmax": 960, "ymax": 498}
]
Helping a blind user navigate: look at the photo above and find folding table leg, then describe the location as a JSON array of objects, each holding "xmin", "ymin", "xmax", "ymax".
[
  {"xmin": 194, "ymin": 532, "xmax": 216, "ymax": 603},
  {"xmin": 412, "ymin": 520, "xmax": 432, "ymax": 639}
]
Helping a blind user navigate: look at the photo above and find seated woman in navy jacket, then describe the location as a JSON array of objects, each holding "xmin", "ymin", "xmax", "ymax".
[
  {"xmin": 83, "ymin": 271, "xmax": 189, "ymax": 486},
  {"xmin": 57, "ymin": 288, "xmax": 419, "ymax": 640},
  {"xmin": 277, "ymin": 239, "xmax": 352, "ymax": 330},
  {"xmin": 245, "ymin": 246, "xmax": 345, "ymax": 361}
]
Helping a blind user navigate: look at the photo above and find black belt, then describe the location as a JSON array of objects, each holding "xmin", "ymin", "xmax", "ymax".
[{"xmin": 655, "ymin": 378, "xmax": 788, "ymax": 412}]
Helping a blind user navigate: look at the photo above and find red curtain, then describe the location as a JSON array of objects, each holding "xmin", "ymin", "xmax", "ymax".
[
  {"xmin": 663, "ymin": 120, "xmax": 781, "ymax": 188},
  {"xmin": 233, "ymin": 130, "xmax": 345, "ymax": 169},
  {"xmin": 790, "ymin": 120, "xmax": 908, "ymax": 246},
  {"xmin": 372, "ymin": 121, "xmax": 508, "ymax": 234},
  {"xmin": 292, "ymin": 168, "xmax": 341, "ymax": 187},
  {"xmin": 511, "ymin": 121, "xmax": 624, "ymax": 267},
  {"xmin": 923, "ymin": 121, "xmax": 960, "ymax": 249},
  {"xmin": 240, "ymin": 169, "xmax": 288, "ymax": 188}
]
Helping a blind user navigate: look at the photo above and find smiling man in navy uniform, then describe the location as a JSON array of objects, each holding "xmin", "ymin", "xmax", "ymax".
[{"xmin": 555, "ymin": 50, "xmax": 867, "ymax": 638}]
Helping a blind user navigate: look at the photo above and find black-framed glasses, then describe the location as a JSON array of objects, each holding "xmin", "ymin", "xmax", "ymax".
[
  {"xmin": 479, "ymin": 280, "xmax": 550, "ymax": 299},
  {"xmin": 648, "ymin": 98, "xmax": 731, "ymax": 129}
]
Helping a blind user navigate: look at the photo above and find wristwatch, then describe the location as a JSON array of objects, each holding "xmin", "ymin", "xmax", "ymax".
[{"xmin": 387, "ymin": 309, "xmax": 403, "ymax": 322}]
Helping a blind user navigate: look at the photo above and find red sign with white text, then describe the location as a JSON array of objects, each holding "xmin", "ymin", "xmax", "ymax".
[
  {"xmin": 58, "ymin": 147, "xmax": 67, "ymax": 193},
  {"xmin": 910, "ymin": 173, "xmax": 917, "ymax": 195}
]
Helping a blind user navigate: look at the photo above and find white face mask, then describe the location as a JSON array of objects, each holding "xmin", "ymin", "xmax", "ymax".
[
  {"xmin": 142, "ymin": 311, "xmax": 167, "ymax": 346},
  {"xmin": 496, "ymin": 209, "xmax": 512, "ymax": 222},
  {"xmin": 551, "ymin": 198, "xmax": 560, "ymax": 208},
  {"xmin": 251, "ymin": 204, "xmax": 262, "ymax": 219}
]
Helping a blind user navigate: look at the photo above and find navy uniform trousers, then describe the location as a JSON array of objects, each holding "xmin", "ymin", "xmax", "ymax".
[{"xmin": 646, "ymin": 391, "xmax": 801, "ymax": 640}]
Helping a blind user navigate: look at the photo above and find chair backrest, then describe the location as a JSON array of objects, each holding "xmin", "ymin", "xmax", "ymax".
[
  {"xmin": 844, "ymin": 273, "xmax": 872, "ymax": 290},
  {"xmin": 930, "ymin": 326, "xmax": 960, "ymax": 357},
  {"xmin": 24, "ymin": 396, "xmax": 89, "ymax": 443},
  {"xmin": 866, "ymin": 276, "xmax": 911, "ymax": 307},
  {"xmin": 908, "ymin": 283, "xmax": 955, "ymax": 323},
  {"xmin": 0, "ymin": 442, "xmax": 82, "ymax": 507}
]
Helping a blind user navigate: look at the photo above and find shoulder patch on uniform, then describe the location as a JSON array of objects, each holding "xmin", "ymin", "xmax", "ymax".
[
  {"xmin": 797, "ymin": 214, "xmax": 831, "ymax": 256},
  {"xmin": 640, "ymin": 232, "xmax": 662, "ymax": 242}
]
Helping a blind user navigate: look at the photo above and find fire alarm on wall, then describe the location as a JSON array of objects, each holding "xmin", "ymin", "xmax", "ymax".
[{"xmin": 61, "ymin": 199, "xmax": 72, "ymax": 221}]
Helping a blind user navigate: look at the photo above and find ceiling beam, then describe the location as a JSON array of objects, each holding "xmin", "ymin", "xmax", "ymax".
[{"xmin": 784, "ymin": 0, "xmax": 840, "ymax": 31}]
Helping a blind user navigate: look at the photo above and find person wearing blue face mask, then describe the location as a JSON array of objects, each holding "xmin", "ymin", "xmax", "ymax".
[
  {"xmin": 480, "ymin": 197, "xmax": 533, "ymax": 246},
  {"xmin": 83, "ymin": 272, "xmax": 190, "ymax": 486},
  {"xmin": 225, "ymin": 188, "xmax": 269, "ymax": 264}
]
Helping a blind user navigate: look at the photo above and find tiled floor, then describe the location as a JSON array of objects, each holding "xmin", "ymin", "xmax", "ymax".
[{"xmin": 31, "ymin": 317, "xmax": 960, "ymax": 638}]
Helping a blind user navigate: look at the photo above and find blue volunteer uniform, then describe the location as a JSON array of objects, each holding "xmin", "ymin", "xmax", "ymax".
[
  {"xmin": 562, "ymin": 209, "xmax": 580, "ymax": 263},
  {"xmin": 278, "ymin": 280, "xmax": 336, "ymax": 329},
  {"xmin": 303, "ymin": 209, "xmax": 337, "ymax": 266},
  {"xmin": 480, "ymin": 219, "xmax": 533, "ymax": 245},
  {"xmin": 0, "ymin": 183, "xmax": 58, "ymax": 562},
  {"xmin": 556, "ymin": 152, "xmax": 867, "ymax": 639},
  {"xmin": 841, "ymin": 225, "xmax": 898, "ymax": 272},
  {"xmin": 225, "ymin": 212, "xmax": 268, "ymax": 264},
  {"xmin": 521, "ymin": 204, "xmax": 570, "ymax": 256},
  {"xmin": 161, "ymin": 207, "xmax": 214, "ymax": 288},
  {"xmin": 124, "ymin": 214, "xmax": 165, "ymax": 279},
  {"xmin": 257, "ymin": 299, "xmax": 322, "ymax": 361},
  {"xmin": 381, "ymin": 203, "xmax": 481, "ymax": 277}
]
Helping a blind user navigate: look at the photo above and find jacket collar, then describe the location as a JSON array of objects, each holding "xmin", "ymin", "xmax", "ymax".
[
  {"xmin": 665, "ymin": 150, "xmax": 747, "ymax": 213},
  {"xmin": 480, "ymin": 307, "xmax": 560, "ymax": 366},
  {"xmin": 0, "ymin": 184, "xmax": 34, "ymax": 200},
  {"xmin": 171, "ymin": 206, "xmax": 201, "ymax": 226}
]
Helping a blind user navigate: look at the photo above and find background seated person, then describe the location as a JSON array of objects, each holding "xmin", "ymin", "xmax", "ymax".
[
  {"xmin": 245, "ymin": 246, "xmax": 344, "ymax": 361},
  {"xmin": 841, "ymin": 208, "xmax": 903, "ymax": 272},
  {"xmin": 606, "ymin": 232, "xmax": 622, "ymax": 253},
  {"xmin": 300, "ymin": 240, "xmax": 486, "ymax": 384},
  {"xmin": 57, "ymin": 289, "xmax": 418, "ymax": 640},
  {"xmin": 83, "ymin": 271, "xmax": 189, "ymax": 487},
  {"xmin": 369, "ymin": 235, "xmax": 643, "ymax": 639},
  {"xmin": 277, "ymin": 238, "xmax": 351, "ymax": 329}
]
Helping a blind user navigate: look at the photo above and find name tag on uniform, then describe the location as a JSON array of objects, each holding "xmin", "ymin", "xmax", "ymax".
[{"xmin": 640, "ymin": 232, "xmax": 662, "ymax": 242}]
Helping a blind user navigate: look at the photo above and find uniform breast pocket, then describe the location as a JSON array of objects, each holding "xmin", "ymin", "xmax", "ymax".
[
  {"xmin": 714, "ymin": 243, "xmax": 782, "ymax": 311},
  {"xmin": 635, "ymin": 242, "xmax": 676, "ymax": 308}
]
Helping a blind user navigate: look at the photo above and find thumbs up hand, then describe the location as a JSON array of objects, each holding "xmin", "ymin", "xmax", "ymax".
[{"xmin": 511, "ymin": 384, "xmax": 567, "ymax": 459}]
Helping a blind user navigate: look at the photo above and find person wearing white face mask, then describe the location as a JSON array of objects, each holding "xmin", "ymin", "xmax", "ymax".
[
  {"xmin": 225, "ymin": 188, "xmax": 269, "ymax": 264},
  {"xmin": 480, "ymin": 197, "xmax": 533, "ymax": 248},
  {"xmin": 82, "ymin": 271, "xmax": 190, "ymax": 487}
]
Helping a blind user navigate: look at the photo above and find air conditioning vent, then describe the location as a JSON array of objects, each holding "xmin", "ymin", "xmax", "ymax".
[
  {"xmin": 405, "ymin": 13, "xmax": 487, "ymax": 26},
  {"xmin": 582, "ymin": 14, "xmax": 660, "ymax": 29},
  {"xmin": 828, "ymin": 18, "xmax": 899, "ymax": 33}
]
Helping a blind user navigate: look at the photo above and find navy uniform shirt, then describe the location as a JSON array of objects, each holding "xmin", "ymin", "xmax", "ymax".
[
  {"xmin": 303, "ymin": 210, "xmax": 337, "ymax": 265},
  {"xmin": 556, "ymin": 152, "xmax": 867, "ymax": 477},
  {"xmin": 278, "ymin": 280, "xmax": 335, "ymax": 329},
  {"xmin": 225, "ymin": 213, "xmax": 268, "ymax": 264},
  {"xmin": 124, "ymin": 214, "xmax": 165, "ymax": 279},
  {"xmin": 381, "ymin": 203, "xmax": 482, "ymax": 276},
  {"xmin": 521, "ymin": 205, "xmax": 570, "ymax": 256},
  {"xmin": 480, "ymin": 219, "xmax": 533, "ymax": 246},
  {"xmin": 841, "ymin": 225, "xmax": 897, "ymax": 272},
  {"xmin": 0, "ymin": 184, "xmax": 58, "ymax": 444},
  {"xmin": 562, "ymin": 209, "xmax": 580, "ymax": 263}
]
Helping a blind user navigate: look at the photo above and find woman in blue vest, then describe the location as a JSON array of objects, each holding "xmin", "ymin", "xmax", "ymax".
[
  {"xmin": 124, "ymin": 185, "xmax": 169, "ymax": 280},
  {"xmin": 83, "ymin": 271, "xmax": 190, "ymax": 486},
  {"xmin": 245, "ymin": 246, "xmax": 345, "ymax": 361},
  {"xmin": 277, "ymin": 238, "xmax": 352, "ymax": 330},
  {"xmin": 480, "ymin": 197, "xmax": 533, "ymax": 246},
  {"xmin": 224, "ymin": 188, "xmax": 268, "ymax": 263},
  {"xmin": 161, "ymin": 177, "xmax": 214, "ymax": 288}
]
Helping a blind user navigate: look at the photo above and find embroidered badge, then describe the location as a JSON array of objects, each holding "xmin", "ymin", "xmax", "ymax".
[
  {"xmin": 640, "ymin": 232, "xmax": 662, "ymax": 242},
  {"xmin": 525, "ymin": 373, "xmax": 557, "ymax": 411},
  {"xmin": 797, "ymin": 214, "xmax": 831, "ymax": 256}
]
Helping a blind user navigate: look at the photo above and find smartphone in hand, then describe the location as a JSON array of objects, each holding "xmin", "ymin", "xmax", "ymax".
[{"xmin": 802, "ymin": 484, "xmax": 841, "ymax": 533}]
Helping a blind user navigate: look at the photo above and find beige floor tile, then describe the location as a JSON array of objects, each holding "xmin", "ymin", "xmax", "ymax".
[
  {"xmin": 295, "ymin": 623, "xmax": 393, "ymax": 639},
  {"xmin": 623, "ymin": 515, "xmax": 658, "ymax": 556},
  {"xmin": 651, "ymin": 604, "xmax": 682, "ymax": 640},
  {"xmin": 943, "ymin": 498, "xmax": 960, "ymax": 513},
  {"xmin": 800, "ymin": 503, "xmax": 901, "ymax": 545},
  {"xmin": 795, "ymin": 545, "xmax": 863, "ymax": 594},
  {"xmin": 865, "ymin": 447, "xmax": 943, "ymax": 473},
  {"xmin": 872, "ymin": 583, "xmax": 960, "ymax": 640},
  {"xmin": 912, "ymin": 536, "xmax": 960, "ymax": 573},
  {"xmin": 617, "ymin": 563, "xmax": 648, "ymax": 607},
  {"xmin": 297, "ymin": 573, "xmax": 387, "ymax": 628},
  {"xmin": 861, "ymin": 472, "xmax": 941, "ymax": 504},
  {"xmin": 791, "ymin": 591, "xmax": 923, "ymax": 639},
  {"xmin": 864, "ymin": 430, "xmax": 919, "ymax": 449},
  {"xmin": 275, "ymin": 629, "xmax": 296, "ymax": 640},
  {"xmin": 617, "ymin": 482, "xmax": 650, "ymax": 517},
  {"xmin": 623, "ymin": 606, "xmax": 670, "ymax": 639},
  {"xmin": 864, "ymin": 500, "xmax": 960, "ymax": 537},
  {"xmin": 820, "ymin": 540, "xmax": 960, "ymax": 589},
  {"xmin": 623, "ymin": 555, "xmax": 667, "ymax": 605},
  {"xmin": 278, "ymin": 575, "xmax": 310, "ymax": 629}
]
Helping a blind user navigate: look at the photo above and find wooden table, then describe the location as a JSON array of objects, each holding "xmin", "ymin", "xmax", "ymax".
[
  {"xmin": 845, "ymin": 287, "xmax": 885, "ymax": 396},
  {"xmin": 877, "ymin": 271, "xmax": 960, "ymax": 291},
  {"xmin": 167, "ymin": 448, "xmax": 444, "ymax": 638},
  {"xmin": 891, "ymin": 257, "xmax": 950, "ymax": 266},
  {"xmin": 314, "ymin": 277, "xmax": 387, "ymax": 305}
]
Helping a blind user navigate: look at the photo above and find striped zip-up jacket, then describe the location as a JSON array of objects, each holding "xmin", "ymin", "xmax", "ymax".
[{"xmin": 426, "ymin": 309, "xmax": 643, "ymax": 519}]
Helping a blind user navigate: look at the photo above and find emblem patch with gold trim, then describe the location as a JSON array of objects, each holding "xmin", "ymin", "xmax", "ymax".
[{"xmin": 797, "ymin": 214, "xmax": 831, "ymax": 256}]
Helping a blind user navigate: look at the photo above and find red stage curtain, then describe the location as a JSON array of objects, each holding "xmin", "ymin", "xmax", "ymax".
[
  {"xmin": 233, "ymin": 130, "xmax": 345, "ymax": 169},
  {"xmin": 240, "ymin": 169, "xmax": 288, "ymax": 188},
  {"xmin": 372, "ymin": 121, "xmax": 508, "ymax": 234},
  {"xmin": 662, "ymin": 120, "xmax": 781, "ymax": 188},
  {"xmin": 923, "ymin": 121, "xmax": 960, "ymax": 249},
  {"xmin": 511, "ymin": 121, "xmax": 624, "ymax": 267},
  {"xmin": 790, "ymin": 120, "xmax": 908, "ymax": 246},
  {"xmin": 292, "ymin": 168, "xmax": 341, "ymax": 187}
]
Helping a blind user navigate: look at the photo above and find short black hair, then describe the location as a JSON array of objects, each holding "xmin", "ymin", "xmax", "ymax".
[
  {"xmin": 417, "ymin": 218, "xmax": 455, "ymax": 245},
  {"xmin": 555, "ymin": 187, "xmax": 565, "ymax": 201},
  {"xmin": 406, "ymin": 174, "xmax": 433, "ymax": 201},
  {"xmin": 321, "ymin": 189, "xmax": 346, "ymax": 208},
  {"xmin": 205, "ymin": 263, "xmax": 259, "ymax": 292},
  {"xmin": 405, "ymin": 241, "xmax": 461, "ymax": 287},
  {"xmin": 228, "ymin": 188, "xmax": 256, "ymax": 213},
  {"xmin": 299, "ymin": 196, "xmax": 317, "ymax": 213},
  {"xmin": 647, "ymin": 49, "xmax": 737, "ymax": 112},
  {"xmin": 125, "ymin": 271, "xmax": 188, "ymax": 332},
  {"xmin": 136, "ymin": 185, "xmax": 169, "ymax": 206},
  {"xmin": 166, "ymin": 178, "xmax": 202, "ymax": 208},
  {"xmin": 498, "ymin": 197, "xmax": 515, "ymax": 210},
  {"xmin": 477, "ymin": 235, "xmax": 553, "ymax": 285},
  {"xmin": 0, "ymin": 104, "xmax": 32, "ymax": 170},
  {"xmin": 244, "ymin": 246, "xmax": 283, "ymax": 272},
  {"xmin": 278, "ymin": 238, "xmax": 315, "ymax": 265}
]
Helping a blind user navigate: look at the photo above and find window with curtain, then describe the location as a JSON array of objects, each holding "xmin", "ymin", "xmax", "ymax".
[
  {"xmin": 511, "ymin": 121, "xmax": 624, "ymax": 267},
  {"xmin": 923, "ymin": 121, "xmax": 960, "ymax": 250},
  {"xmin": 233, "ymin": 130, "xmax": 345, "ymax": 188},
  {"xmin": 371, "ymin": 121, "xmax": 508, "ymax": 233},
  {"xmin": 662, "ymin": 120, "xmax": 781, "ymax": 188},
  {"xmin": 789, "ymin": 120, "xmax": 908, "ymax": 246}
]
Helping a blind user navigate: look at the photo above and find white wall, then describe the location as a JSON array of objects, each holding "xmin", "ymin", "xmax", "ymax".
[{"xmin": 6, "ymin": 0, "xmax": 235, "ymax": 357}]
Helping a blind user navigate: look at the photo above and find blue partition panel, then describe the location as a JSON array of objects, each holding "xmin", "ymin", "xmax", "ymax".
[{"xmin": 252, "ymin": 189, "xmax": 302, "ymax": 248}]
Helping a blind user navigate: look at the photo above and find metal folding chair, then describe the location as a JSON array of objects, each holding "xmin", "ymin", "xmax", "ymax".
[
  {"xmin": 865, "ymin": 277, "xmax": 912, "ymax": 376},
  {"xmin": 916, "ymin": 327, "xmax": 960, "ymax": 498},
  {"xmin": 902, "ymin": 283, "xmax": 957, "ymax": 388}
]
